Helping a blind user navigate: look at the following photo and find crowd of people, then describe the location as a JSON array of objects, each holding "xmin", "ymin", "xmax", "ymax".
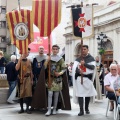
[{"xmin": 0, "ymin": 44, "xmax": 120, "ymax": 118}]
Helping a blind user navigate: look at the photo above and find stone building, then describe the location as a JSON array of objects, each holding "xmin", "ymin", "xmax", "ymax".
[
  {"xmin": 1, "ymin": 0, "xmax": 120, "ymax": 67},
  {"xmin": 63, "ymin": 0, "xmax": 120, "ymax": 67},
  {"xmin": 0, "ymin": 0, "xmax": 32, "ymax": 54},
  {"xmin": 0, "ymin": 0, "xmax": 7, "ymax": 52}
]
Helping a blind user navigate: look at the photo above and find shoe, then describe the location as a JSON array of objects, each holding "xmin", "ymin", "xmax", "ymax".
[
  {"xmin": 29, "ymin": 107, "xmax": 34, "ymax": 111},
  {"xmin": 78, "ymin": 111, "xmax": 84, "ymax": 116},
  {"xmin": 109, "ymin": 108, "xmax": 114, "ymax": 111},
  {"xmin": 52, "ymin": 108, "xmax": 57, "ymax": 115},
  {"xmin": 18, "ymin": 109, "xmax": 24, "ymax": 114},
  {"xmin": 102, "ymin": 94, "xmax": 105, "ymax": 96},
  {"xmin": 26, "ymin": 109, "xmax": 32, "ymax": 114},
  {"xmin": 45, "ymin": 109, "xmax": 51, "ymax": 116},
  {"xmin": 86, "ymin": 110, "xmax": 90, "ymax": 114}
]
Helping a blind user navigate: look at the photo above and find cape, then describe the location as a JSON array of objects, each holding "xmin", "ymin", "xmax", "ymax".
[
  {"xmin": 76, "ymin": 54, "xmax": 95, "ymax": 63},
  {"xmin": 31, "ymin": 66, "xmax": 71, "ymax": 110}
]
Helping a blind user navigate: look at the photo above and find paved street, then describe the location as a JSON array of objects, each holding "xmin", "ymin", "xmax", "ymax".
[{"xmin": 0, "ymin": 88, "xmax": 113, "ymax": 120}]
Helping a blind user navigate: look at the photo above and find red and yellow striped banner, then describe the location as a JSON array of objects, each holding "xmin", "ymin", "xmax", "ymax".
[
  {"xmin": 6, "ymin": 9, "xmax": 33, "ymax": 54},
  {"xmin": 32, "ymin": 0, "xmax": 61, "ymax": 37}
]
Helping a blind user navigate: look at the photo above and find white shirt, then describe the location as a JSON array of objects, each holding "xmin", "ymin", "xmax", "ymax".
[
  {"xmin": 68, "ymin": 66, "xmax": 72, "ymax": 76},
  {"xmin": 104, "ymin": 72, "xmax": 118, "ymax": 89}
]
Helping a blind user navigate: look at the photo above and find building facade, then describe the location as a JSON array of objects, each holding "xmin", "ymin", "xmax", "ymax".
[
  {"xmin": 0, "ymin": 0, "xmax": 7, "ymax": 52},
  {"xmin": 0, "ymin": 0, "xmax": 120, "ymax": 66},
  {"xmin": 0, "ymin": 0, "xmax": 32, "ymax": 55},
  {"xmin": 64, "ymin": 0, "xmax": 120, "ymax": 66}
]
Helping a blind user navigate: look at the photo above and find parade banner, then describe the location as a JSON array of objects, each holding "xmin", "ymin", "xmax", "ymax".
[
  {"xmin": 71, "ymin": 6, "xmax": 93, "ymax": 38},
  {"xmin": 6, "ymin": 9, "xmax": 33, "ymax": 54},
  {"xmin": 32, "ymin": 0, "xmax": 61, "ymax": 37}
]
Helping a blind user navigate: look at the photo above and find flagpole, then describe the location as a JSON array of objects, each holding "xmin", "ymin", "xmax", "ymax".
[
  {"xmin": 18, "ymin": 0, "xmax": 21, "ymax": 10},
  {"xmin": 48, "ymin": 36, "xmax": 51, "ymax": 88},
  {"xmin": 81, "ymin": 0, "xmax": 83, "ymax": 7},
  {"xmin": 79, "ymin": 0, "xmax": 83, "ymax": 84},
  {"xmin": 18, "ymin": 0, "xmax": 22, "ymax": 81}
]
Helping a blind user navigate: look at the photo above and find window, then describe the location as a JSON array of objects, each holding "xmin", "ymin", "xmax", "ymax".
[
  {"xmin": 1, "ymin": 6, "xmax": 6, "ymax": 13},
  {"xmin": 0, "ymin": 21, "xmax": 6, "ymax": 28},
  {"xmin": 1, "ymin": 37, "xmax": 6, "ymax": 42}
]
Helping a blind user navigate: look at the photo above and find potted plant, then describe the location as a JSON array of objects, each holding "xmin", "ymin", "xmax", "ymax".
[{"xmin": 99, "ymin": 48, "xmax": 105, "ymax": 55}]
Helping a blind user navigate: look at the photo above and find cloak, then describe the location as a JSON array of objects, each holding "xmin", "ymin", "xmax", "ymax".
[{"xmin": 31, "ymin": 66, "xmax": 71, "ymax": 110}]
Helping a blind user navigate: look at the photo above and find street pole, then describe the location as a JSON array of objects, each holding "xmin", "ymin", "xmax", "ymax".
[{"xmin": 18, "ymin": 0, "xmax": 20, "ymax": 10}]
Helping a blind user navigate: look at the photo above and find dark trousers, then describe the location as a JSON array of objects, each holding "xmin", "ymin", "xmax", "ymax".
[
  {"xmin": 100, "ymin": 80, "xmax": 104, "ymax": 94},
  {"xmin": 78, "ymin": 97, "xmax": 90, "ymax": 111},
  {"xmin": 0, "ymin": 67, "xmax": 4, "ymax": 74},
  {"xmin": 19, "ymin": 97, "xmax": 31, "ymax": 110},
  {"xmin": 106, "ymin": 92, "xmax": 116, "ymax": 101},
  {"xmin": 8, "ymin": 81, "xmax": 16, "ymax": 97}
]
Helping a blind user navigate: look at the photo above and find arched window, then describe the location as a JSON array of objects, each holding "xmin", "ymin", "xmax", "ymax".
[{"xmin": 103, "ymin": 39, "xmax": 113, "ymax": 51}]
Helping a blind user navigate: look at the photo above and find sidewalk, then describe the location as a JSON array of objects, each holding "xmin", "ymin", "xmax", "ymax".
[{"xmin": 0, "ymin": 88, "xmax": 113, "ymax": 120}]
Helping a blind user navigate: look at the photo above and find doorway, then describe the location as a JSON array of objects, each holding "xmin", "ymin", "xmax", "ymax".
[
  {"xmin": 100, "ymin": 39, "xmax": 113, "ymax": 67},
  {"xmin": 101, "ymin": 51, "xmax": 113, "ymax": 67}
]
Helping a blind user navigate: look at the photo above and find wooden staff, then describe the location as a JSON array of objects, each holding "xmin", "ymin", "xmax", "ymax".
[
  {"xmin": 18, "ymin": 0, "xmax": 21, "ymax": 10},
  {"xmin": 48, "ymin": 36, "xmax": 51, "ymax": 88},
  {"xmin": 18, "ymin": 0, "xmax": 22, "ymax": 83},
  {"xmin": 80, "ymin": 1, "xmax": 97, "ymax": 84},
  {"xmin": 80, "ymin": 0, "xmax": 83, "ymax": 85},
  {"xmin": 80, "ymin": 38, "xmax": 83, "ymax": 84}
]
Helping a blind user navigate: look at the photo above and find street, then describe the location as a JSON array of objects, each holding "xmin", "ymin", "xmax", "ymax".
[{"xmin": 0, "ymin": 88, "xmax": 113, "ymax": 120}]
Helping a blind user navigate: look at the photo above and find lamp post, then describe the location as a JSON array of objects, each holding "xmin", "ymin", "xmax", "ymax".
[
  {"xmin": 97, "ymin": 32, "xmax": 107, "ymax": 54},
  {"xmin": 97, "ymin": 32, "xmax": 108, "ymax": 62}
]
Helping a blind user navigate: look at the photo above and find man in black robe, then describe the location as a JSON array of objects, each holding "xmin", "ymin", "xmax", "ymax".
[{"xmin": 30, "ymin": 46, "xmax": 46, "ymax": 111}]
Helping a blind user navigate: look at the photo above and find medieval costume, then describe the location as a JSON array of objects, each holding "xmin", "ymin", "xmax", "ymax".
[
  {"xmin": 31, "ymin": 45, "xmax": 71, "ymax": 115},
  {"xmin": 96, "ymin": 61, "xmax": 104, "ymax": 94},
  {"xmin": 93, "ymin": 67, "xmax": 102, "ymax": 100},
  {"xmin": 45, "ymin": 54, "xmax": 71, "ymax": 115},
  {"xmin": 32, "ymin": 54, "xmax": 46, "ymax": 91},
  {"xmin": 72, "ymin": 54, "xmax": 97, "ymax": 116},
  {"xmin": 16, "ymin": 58, "xmax": 33, "ymax": 114}
]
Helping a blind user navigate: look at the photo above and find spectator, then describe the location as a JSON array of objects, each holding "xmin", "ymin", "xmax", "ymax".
[
  {"xmin": 104, "ymin": 64, "xmax": 118, "ymax": 111},
  {"xmin": 5, "ymin": 55, "xmax": 18, "ymax": 97},
  {"xmin": 113, "ymin": 60, "xmax": 118, "ymax": 64},
  {"xmin": 113, "ymin": 64, "xmax": 120, "ymax": 96},
  {"xmin": 104, "ymin": 64, "xmax": 110, "ymax": 76},
  {"xmin": 66, "ymin": 64, "xmax": 70, "ymax": 82},
  {"xmin": 68, "ymin": 62, "xmax": 73, "ymax": 86},
  {"xmin": 0, "ymin": 51, "xmax": 7, "ymax": 74}
]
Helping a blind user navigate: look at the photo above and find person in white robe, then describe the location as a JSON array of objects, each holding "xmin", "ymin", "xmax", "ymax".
[{"xmin": 72, "ymin": 45, "xmax": 97, "ymax": 116}]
